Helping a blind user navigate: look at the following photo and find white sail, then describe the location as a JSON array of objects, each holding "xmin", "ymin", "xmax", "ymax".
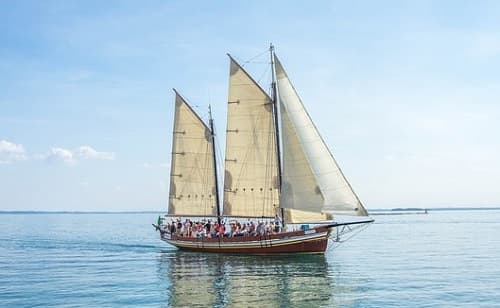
[
  {"xmin": 168, "ymin": 91, "xmax": 217, "ymax": 216},
  {"xmin": 280, "ymin": 104, "xmax": 324, "ymax": 212},
  {"xmin": 275, "ymin": 56, "xmax": 368, "ymax": 216},
  {"xmin": 284, "ymin": 209, "xmax": 331, "ymax": 224},
  {"xmin": 223, "ymin": 57, "xmax": 279, "ymax": 217}
]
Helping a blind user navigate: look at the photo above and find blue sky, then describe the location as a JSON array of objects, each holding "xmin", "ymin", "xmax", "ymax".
[{"xmin": 1, "ymin": 1, "xmax": 499, "ymax": 211}]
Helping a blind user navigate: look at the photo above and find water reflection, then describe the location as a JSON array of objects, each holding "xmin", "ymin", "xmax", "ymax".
[{"xmin": 157, "ymin": 250, "xmax": 334, "ymax": 307}]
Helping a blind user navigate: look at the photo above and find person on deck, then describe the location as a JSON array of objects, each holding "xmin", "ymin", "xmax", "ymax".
[
  {"xmin": 219, "ymin": 224, "xmax": 226, "ymax": 238},
  {"xmin": 274, "ymin": 214, "xmax": 282, "ymax": 233},
  {"xmin": 213, "ymin": 223, "xmax": 220, "ymax": 238},
  {"xmin": 205, "ymin": 219, "xmax": 212, "ymax": 234},
  {"xmin": 249, "ymin": 221, "xmax": 256, "ymax": 236},
  {"xmin": 256, "ymin": 221, "xmax": 265, "ymax": 236},
  {"xmin": 170, "ymin": 219, "xmax": 176, "ymax": 234},
  {"xmin": 176, "ymin": 219, "xmax": 182, "ymax": 236}
]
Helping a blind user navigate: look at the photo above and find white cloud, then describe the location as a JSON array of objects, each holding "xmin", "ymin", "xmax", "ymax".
[
  {"xmin": 76, "ymin": 145, "xmax": 115, "ymax": 160},
  {"xmin": 44, "ymin": 147, "xmax": 76, "ymax": 165},
  {"xmin": 0, "ymin": 140, "xmax": 27, "ymax": 164},
  {"xmin": 40, "ymin": 145, "xmax": 115, "ymax": 164}
]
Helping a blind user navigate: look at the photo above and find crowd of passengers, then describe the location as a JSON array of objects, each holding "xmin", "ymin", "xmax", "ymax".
[{"xmin": 161, "ymin": 215, "xmax": 283, "ymax": 238}]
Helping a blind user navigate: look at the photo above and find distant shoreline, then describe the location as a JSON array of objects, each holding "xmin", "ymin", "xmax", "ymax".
[
  {"xmin": 0, "ymin": 207, "xmax": 499, "ymax": 214},
  {"xmin": 369, "ymin": 207, "xmax": 500, "ymax": 212},
  {"xmin": 0, "ymin": 211, "xmax": 163, "ymax": 214}
]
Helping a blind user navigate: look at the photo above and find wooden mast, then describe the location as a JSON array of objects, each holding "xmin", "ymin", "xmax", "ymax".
[
  {"xmin": 269, "ymin": 43, "xmax": 285, "ymax": 226},
  {"xmin": 209, "ymin": 105, "xmax": 222, "ymax": 225}
]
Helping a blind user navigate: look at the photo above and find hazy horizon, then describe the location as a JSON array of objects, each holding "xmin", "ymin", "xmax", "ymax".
[
  {"xmin": 2, "ymin": 1, "xmax": 499, "ymax": 211},
  {"xmin": 1, "ymin": 206, "xmax": 500, "ymax": 213}
]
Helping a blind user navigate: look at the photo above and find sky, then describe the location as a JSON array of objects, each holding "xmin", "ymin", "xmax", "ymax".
[{"xmin": 1, "ymin": 1, "xmax": 499, "ymax": 211}]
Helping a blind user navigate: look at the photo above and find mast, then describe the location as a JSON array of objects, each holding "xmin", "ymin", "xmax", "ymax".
[
  {"xmin": 270, "ymin": 43, "xmax": 285, "ymax": 224},
  {"xmin": 209, "ymin": 105, "xmax": 222, "ymax": 224}
]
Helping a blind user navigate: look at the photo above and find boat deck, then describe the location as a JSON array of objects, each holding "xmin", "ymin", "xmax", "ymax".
[{"xmin": 160, "ymin": 224, "xmax": 334, "ymax": 254}]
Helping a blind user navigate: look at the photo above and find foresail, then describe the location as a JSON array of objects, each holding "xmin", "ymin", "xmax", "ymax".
[
  {"xmin": 223, "ymin": 57, "xmax": 279, "ymax": 217},
  {"xmin": 280, "ymin": 104, "xmax": 324, "ymax": 213},
  {"xmin": 275, "ymin": 56, "xmax": 368, "ymax": 217},
  {"xmin": 168, "ymin": 91, "xmax": 217, "ymax": 216},
  {"xmin": 284, "ymin": 209, "xmax": 332, "ymax": 224}
]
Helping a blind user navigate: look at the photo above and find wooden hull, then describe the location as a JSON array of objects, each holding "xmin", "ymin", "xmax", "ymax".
[{"xmin": 160, "ymin": 224, "xmax": 333, "ymax": 254}]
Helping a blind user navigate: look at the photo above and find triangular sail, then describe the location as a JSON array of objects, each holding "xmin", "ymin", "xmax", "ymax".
[
  {"xmin": 275, "ymin": 56, "xmax": 368, "ymax": 216},
  {"xmin": 280, "ymin": 103, "xmax": 325, "ymax": 213},
  {"xmin": 168, "ymin": 91, "xmax": 217, "ymax": 216},
  {"xmin": 223, "ymin": 57, "xmax": 279, "ymax": 217}
]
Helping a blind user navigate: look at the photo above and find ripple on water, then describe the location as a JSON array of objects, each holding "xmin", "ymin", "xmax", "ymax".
[{"xmin": 1, "ymin": 211, "xmax": 500, "ymax": 307}]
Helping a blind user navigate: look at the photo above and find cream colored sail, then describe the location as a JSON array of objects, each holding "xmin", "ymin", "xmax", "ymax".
[
  {"xmin": 168, "ymin": 91, "xmax": 217, "ymax": 216},
  {"xmin": 284, "ymin": 209, "xmax": 331, "ymax": 224},
  {"xmin": 223, "ymin": 57, "xmax": 279, "ymax": 217},
  {"xmin": 275, "ymin": 56, "xmax": 368, "ymax": 216},
  {"xmin": 281, "ymin": 103, "xmax": 329, "ymax": 223}
]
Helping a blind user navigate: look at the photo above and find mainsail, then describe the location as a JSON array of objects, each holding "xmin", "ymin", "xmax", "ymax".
[
  {"xmin": 223, "ymin": 57, "xmax": 279, "ymax": 217},
  {"xmin": 168, "ymin": 90, "xmax": 217, "ymax": 216},
  {"xmin": 274, "ymin": 56, "xmax": 368, "ymax": 217}
]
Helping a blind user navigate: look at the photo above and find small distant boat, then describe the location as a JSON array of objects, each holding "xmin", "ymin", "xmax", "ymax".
[{"xmin": 154, "ymin": 45, "xmax": 373, "ymax": 254}]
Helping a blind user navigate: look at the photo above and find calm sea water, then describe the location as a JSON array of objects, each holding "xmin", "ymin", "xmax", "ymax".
[{"xmin": 1, "ymin": 210, "xmax": 499, "ymax": 307}]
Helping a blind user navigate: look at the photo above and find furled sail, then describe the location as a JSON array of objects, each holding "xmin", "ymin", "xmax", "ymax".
[
  {"xmin": 223, "ymin": 57, "xmax": 279, "ymax": 217},
  {"xmin": 168, "ymin": 91, "xmax": 217, "ymax": 216},
  {"xmin": 275, "ymin": 56, "xmax": 368, "ymax": 216}
]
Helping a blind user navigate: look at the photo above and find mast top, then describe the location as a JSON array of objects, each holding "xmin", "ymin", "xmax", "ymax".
[{"xmin": 270, "ymin": 43, "xmax": 277, "ymax": 84}]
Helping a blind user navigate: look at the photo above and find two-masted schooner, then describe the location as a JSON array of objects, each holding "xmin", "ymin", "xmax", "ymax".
[{"xmin": 154, "ymin": 45, "xmax": 373, "ymax": 254}]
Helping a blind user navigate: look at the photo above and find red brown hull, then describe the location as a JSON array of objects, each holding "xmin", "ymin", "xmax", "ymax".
[{"xmin": 160, "ymin": 224, "xmax": 333, "ymax": 254}]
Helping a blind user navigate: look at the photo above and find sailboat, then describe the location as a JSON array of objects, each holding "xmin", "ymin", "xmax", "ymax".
[{"xmin": 154, "ymin": 45, "xmax": 373, "ymax": 254}]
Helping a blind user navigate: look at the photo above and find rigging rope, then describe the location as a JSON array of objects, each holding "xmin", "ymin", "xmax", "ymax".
[
  {"xmin": 241, "ymin": 49, "xmax": 269, "ymax": 67},
  {"xmin": 256, "ymin": 65, "xmax": 270, "ymax": 84},
  {"xmin": 239, "ymin": 49, "xmax": 272, "ymax": 91},
  {"xmin": 327, "ymin": 222, "xmax": 372, "ymax": 251}
]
